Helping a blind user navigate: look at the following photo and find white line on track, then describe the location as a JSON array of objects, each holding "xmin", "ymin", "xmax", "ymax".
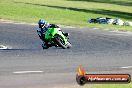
[
  {"xmin": 0, "ymin": 45, "xmax": 8, "ymax": 49},
  {"xmin": 13, "ymin": 71, "xmax": 44, "ymax": 74},
  {"xmin": 120, "ymin": 66, "xmax": 132, "ymax": 69},
  {"xmin": 109, "ymin": 30, "xmax": 132, "ymax": 35},
  {"xmin": 0, "ymin": 19, "xmax": 75, "ymax": 28}
]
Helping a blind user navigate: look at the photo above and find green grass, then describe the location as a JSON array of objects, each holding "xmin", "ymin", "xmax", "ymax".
[
  {"xmin": 0, "ymin": 0, "xmax": 132, "ymax": 31},
  {"xmin": 92, "ymin": 83, "xmax": 132, "ymax": 88},
  {"xmin": 77, "ymin": 83, "xmax": 132, "ymax": 88}
]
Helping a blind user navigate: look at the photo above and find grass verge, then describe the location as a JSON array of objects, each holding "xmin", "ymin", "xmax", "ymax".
[
  {"xmin": 92, "ymin": 83, "xmax": 132, "ymax": 88},
  {"xmin": 0, "ymin": 0, "xmax": 132, "ymax": 31},
  {"xmin": 74, "ymin": 82, "xmax": 132, "ymax": 88}
]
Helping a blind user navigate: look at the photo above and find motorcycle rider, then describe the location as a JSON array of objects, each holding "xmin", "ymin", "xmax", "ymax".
[{"xmin": 37, "ymin": 19, "xmax": 69, "ymax": 49}]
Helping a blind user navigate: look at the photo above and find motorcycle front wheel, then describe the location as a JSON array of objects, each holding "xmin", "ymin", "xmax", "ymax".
[{"xmin": 54, "ymin": 34, "xmax": 67, "ymax": 49}]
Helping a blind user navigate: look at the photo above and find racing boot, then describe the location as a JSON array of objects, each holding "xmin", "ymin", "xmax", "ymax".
[{"xmin": 42, "ymin": 43, "xmax": 49, "ymax": 49}]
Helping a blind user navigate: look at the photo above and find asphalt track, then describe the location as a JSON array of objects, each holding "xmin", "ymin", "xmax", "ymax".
[{"xmin": 0, "ymin": 22, "xmax": 132, "ymax": 88}]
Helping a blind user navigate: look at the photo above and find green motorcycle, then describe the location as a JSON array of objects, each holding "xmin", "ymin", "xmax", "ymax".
[{"xmin": 44, "ymin": 27, "xmax": 72, "ymax": 49}]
